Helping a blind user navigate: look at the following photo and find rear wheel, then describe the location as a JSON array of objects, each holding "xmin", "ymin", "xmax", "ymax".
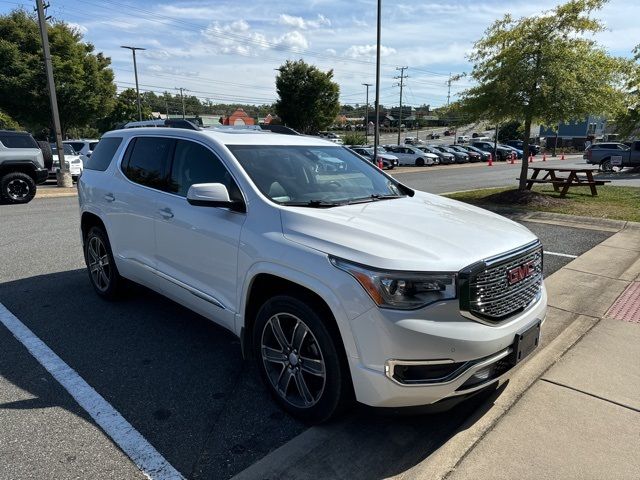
[
  {"xmin": 1, "ymin": 172, "xmax": 36, "ymax": 204},
  {"xmin": 253, "ymin": 295, "xmax": 349, "ymax": 423},
  {"xmin": 600, "ymin": 158, "xmax": 613, "ymax": 172},
  {"xmin": 84, "ymin": 226, "xmax": 124, "ymax": 300}
]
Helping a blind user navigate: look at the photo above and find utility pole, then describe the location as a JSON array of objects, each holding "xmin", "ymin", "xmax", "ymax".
[
  {"xmin": 446, "ymin": 73, "xmax": 452, "ymax": 106},
  {"xmin": 395, "ymin": 66, "xmax": 408, "ymax": 145},
  {"xmin": 120, "ymin": 45, "xmax": 145, "ymax": 121},
  {"xmin": 165, "ymin": 97, "xmax": 170, "ymax": 120},
  {"xmin": 36, "ymin": 0, "xmax": 71, "ymax": 188},
  {"xmin": 177, "ymin": 87, "xmax": 187, "ymax": 119},
  {"xmin": 362, "ymin": 83, "xmax": 372, "ymax": 143},
  {"xmin": 373, "ymin": 0, "xmax": 382, "ymax": 158}
]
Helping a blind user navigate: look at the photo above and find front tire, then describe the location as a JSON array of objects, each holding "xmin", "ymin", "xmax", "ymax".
[
  {"xmin": 253, "ymin": 295, "xmax": 348, "ymax": 423},
  {"xmin": 415, "ymin": 158, "xmax": 425, "ymax": 167},
  {"xmin": 1, "ymin": 172, "xmax": 36, "ymax": 204},
  {"xmin": 84, "ymin": 226, "xmax": 124, "ymax": 300}
]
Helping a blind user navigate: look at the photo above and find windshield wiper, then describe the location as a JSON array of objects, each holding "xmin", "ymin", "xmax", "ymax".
[
  {"xmin": 344, "ymin": 194, "xmax": 405, "ymax": 205},
  {"xmin": 280, "ymin": 200, "xmax": 345, "ymax": 208}
]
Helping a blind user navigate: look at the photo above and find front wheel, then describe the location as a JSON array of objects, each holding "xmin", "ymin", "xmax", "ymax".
[
  {"xmin": 253, "ymin": 295, "xmax": 349, "ymax": 423},
  {"xmin": 1, "ymin": 172, "xmax": 36, "ymax": 204},
  {"xmin": 415, "ymin": 158, "xmax": 425, "ymax": 167}
]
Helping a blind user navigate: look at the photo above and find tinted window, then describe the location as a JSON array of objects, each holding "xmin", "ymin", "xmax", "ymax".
[
  {"xmin": 122, "ymin": 137, "xmax": 173, "ymax": 188},
  {"xmin": 66, "ymin": 142, "xmax": 85, "ymax": 152},
  {"xmin": 85, "ymin": 137, "xmax": 122, "ymax": 171},
  {"xmin": 89, "ymin": 142, "xmax": 99, "ymax": 150},
  {"xmin": 0, "ymin": 133, "xmax": 38, "ymax": 149},
  {"xmin": 169, "ymin": 140, "xmax": 240, "ymax": 199}
]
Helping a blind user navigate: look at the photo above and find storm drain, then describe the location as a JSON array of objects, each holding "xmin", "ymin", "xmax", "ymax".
[{"xmin": 605, "ymin": 282, "xmax": 640, "ymax": 323}]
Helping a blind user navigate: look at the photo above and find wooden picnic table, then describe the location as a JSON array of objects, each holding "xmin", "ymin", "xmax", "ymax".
[{"xmin": 519, "ymin": 166, "xmax": 610, "ymax": 197}]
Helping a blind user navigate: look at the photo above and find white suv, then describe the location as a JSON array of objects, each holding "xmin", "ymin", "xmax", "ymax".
[{"xmin": 78, "ymin": 126, "xmax": 547, "ymax": 422}]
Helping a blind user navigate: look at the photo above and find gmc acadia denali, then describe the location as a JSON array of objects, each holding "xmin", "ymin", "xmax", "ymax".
[{"xmin": 78, "ymin": 125, "xmax": 547, "ymax": 422}]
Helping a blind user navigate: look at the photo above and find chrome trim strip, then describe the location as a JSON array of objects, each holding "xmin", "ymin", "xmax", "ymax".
[
  {"xmin": 384, "ymin": 347, "xmax": 512, "ymax": 387},
  {"xmin": 483, "ymin": 240, "xmax": 542, "ymax": 267},
  {"xmin": 120, "ymin": 256, "xmax": 227, "ymax": 310}
]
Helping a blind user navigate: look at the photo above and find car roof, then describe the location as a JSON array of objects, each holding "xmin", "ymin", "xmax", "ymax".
[{"xmin": 0, "ymin": 130, "xmax": 32, "ymax": 137}]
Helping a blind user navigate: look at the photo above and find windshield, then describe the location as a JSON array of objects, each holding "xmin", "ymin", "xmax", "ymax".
[
  {"xmin": 51, "ymin": 143, "xmax": 76, "ymax": 155},
  {"xmin": 229, "ymin": 145, "xmax": 407, "ymax": 207}
]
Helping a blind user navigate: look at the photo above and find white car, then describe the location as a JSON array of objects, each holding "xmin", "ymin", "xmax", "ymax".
[
  {"xmin": 50, "ymin": 143, "xmax": 83, "ymax": 180},
  {"xmin": 457, "ymin": 135, "xmax": 470, "ymax": 143},
  {"xmin": 78, "ymin": 126, "xmax": 547, "ymax": 422},
  {"xmin": 383, "ymin": 145, "xmax": 437, "ymax": 166},
  {"xmin": 64, "ymin": 139, "xmax": 99, "ymax": 158}
]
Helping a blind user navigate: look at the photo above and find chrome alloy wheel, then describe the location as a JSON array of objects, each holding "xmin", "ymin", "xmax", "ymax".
[
  {"xmin": 261, "ymin": 313, "xmax": 326, "ymax": 408},
  {"xmin": 87, "ymin": 236, "xmax": 111, "ymax": 292},
  {"xmin": 6, "ymin": 178, "xmax": 30, "ymax": 201}
]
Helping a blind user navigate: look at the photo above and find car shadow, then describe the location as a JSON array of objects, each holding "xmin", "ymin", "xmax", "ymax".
[
  {"xmin": 596, "ymin": 166, "xmax": 640, "ymax": 180},
  {"xmin": 0, "ymin": 269, "xmax": 504, "ymax": 480}
]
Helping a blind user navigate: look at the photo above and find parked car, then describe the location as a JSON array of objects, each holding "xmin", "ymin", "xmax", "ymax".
[
  {"xmin": 450, "ymin": 145, "xmax": 482, "ymax": 162},
  {"xmin": 418, "ymin": 145, "xmax": 455, "ymax": 164},
  {"xmin": 64, "ymin": 139, "xmax": 99, "ymax": 158},
  {"xmin": 348, "ymin": 146, "xmax": 399, "ymax": 169},
  {"xmin": 79, "ymin": 125, "xmax": 547, "ymax": 422},
  {"xmin": 464, "ymin": 145, "xmax": 491, "ymax": 161},
  {"xmin": 506, "ymin": 140, "xmax": 540, "ymax": 155},
  {"xmin": 470, "ymin": 141, "xmax": 512, "ymax": 161},
  {"xmin": 383, "ymin": 145, "xmax": 437, "ymax": 166},
  {"xmin": 0, "ymin": 130, "xmax": 48, "ymax": 204},
  {"xmin": 443, "ymin": 130, "xmax": 452, "ymax": 136},
  {"xmin": 500, "ymin": 144, "xmax": 523, "ymax": 159},
  {"xmin": 51, "ymin": 143, "xmax": 83, "ymax": 181},
  {"xmin": 318, "ymin": 132, "xmax": 344, "ymax": 145},
  {"xmin": 433, "ymin": 145, "xmax": 469, "ymax": 163},
  {"xmin": 428, "ymin": 132, "xmax": 440, "ymax": 139},
  {"xmin": 584, "ymin": 141, "xmax": 640, "ymax": 171},
  {"xmin": 456, "ymin": 135, "xmax": 470, "ymax": 144}
]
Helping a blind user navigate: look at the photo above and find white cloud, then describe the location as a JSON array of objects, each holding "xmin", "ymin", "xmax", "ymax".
[
  {"xmin": 66, "ymin": 22, "xmax": 88, "ymax": 35},
  {"xmin": 202, "ymin": 20, "xmax": 269, "ymax": 55},
  {"xmin": 326, "ymin": 48, "xmax": 337, "ymax": 55},
  {"xmin": 344, "ymin": 44, "xmax": 397, "ymax": 59},
  {"xmin": 274, "ymin": 31, "xmax": 309, "ymax": 52},
  {"xmin": 278, "ymin": 13, "xmax": 331, "ymax": 29}
]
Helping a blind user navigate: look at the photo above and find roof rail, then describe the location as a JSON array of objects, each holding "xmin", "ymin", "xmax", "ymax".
[
  {"xmin": 122, "ymin": 119, "xmax": 200, "ymax": 130},
  {"xmin": 259, "ymin": 124, "xmax": 300, "ymax": 135}
]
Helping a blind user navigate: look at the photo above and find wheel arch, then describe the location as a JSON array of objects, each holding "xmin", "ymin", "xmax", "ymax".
[{"xmin": 80, "ymin": 211, "xmax": 107, "ymax": 243}]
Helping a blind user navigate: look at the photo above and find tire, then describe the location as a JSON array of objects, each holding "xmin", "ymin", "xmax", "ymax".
[
  {"xmin": 37, "ymin": 140, "xmax": 54, "ymax": 170},
  {"xmin": 84, "ymin": 226, "xmax": 124, "ymax": 300},
  {"xmin": 415, "ymin": 158, "xmax": 425, "ymax": 167},
  {"xmin": 0, "ymin": 172, "xmax": 36, "ymax": 204},
  {"xmin": 600, "ymin": 158, "xmax": 613, "ymax": 173},
  {"xmin": 253, "ymin": 295, "xmax": 350, "ymax": 423}
]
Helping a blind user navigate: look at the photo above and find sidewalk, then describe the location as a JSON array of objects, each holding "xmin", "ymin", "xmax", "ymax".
[{"xmin": 233, "ymin": 220, "xmax": 640, "ymax": 480}]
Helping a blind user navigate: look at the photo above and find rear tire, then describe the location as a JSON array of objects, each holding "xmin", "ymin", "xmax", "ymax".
[
  {"xmin": 0, "ymin": 172, "xmax": 36, "ymax": 204},
  {"xmin": 600, "ymin": 158, "xmax": 613, "ymax": 173},
  {"xmin": 84, "ymin": 226, "xmax": 124, "ymax": 300},
  {"xmin": 253, "ymin": 295, "xmax": 349, "ymax": 423}
]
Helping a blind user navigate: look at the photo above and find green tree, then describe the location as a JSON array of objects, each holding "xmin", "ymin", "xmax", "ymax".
[
  {"xmin": 614, "ymin": 45, "xmax": 640, "ymax": 138},
  {"xmin": 0, "ymin": 9, "xmax": 116, "ymax": 135},
  {"xmin": 0, "ymin": 109, "xmax": 20, "ymax": 130},
  {"xmin": 275, "ymin": 60, "xmax": 340, "ymax": 134},
  {"xmin": 459, "ymin": 0, "xmax": 630, "ymax": 189},
  {"xmin": 97, "ymin": 89, "xmax": 151, "ymax": 132}
]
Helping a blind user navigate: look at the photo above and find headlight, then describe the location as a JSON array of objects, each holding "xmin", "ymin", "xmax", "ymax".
[{"xmin": 330, "ymin": 257, "xmax": 457, "ymax": 310}]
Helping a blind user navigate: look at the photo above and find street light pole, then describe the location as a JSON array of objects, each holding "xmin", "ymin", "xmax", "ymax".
[
  {"xmin": 120, "ymin": 45, "xmax": 146, "ymax": 121},
  {"xmin": 36, "ymin": 0, "xmax": 71, "ymax": 188},
  {"xmin": 362, "ymin": 83, "xmax": 372, "ymax": 143},
  {"xmin": 373, "ymin": 0, "xmax": 382, "ymax": 160},
  {"xmin": 177, "ymin": 87, "xmax": 187, "ymax": 119}
]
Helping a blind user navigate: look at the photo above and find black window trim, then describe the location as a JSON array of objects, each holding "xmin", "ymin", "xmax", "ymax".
[{"xmin": 117, "ymin": 134, "xmax": 247, "ymax": 211}]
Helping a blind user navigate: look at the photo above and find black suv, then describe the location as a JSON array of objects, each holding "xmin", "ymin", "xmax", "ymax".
[{"xmin": 0, "ymin": 130, "xmax": 49, "ymax": 204}]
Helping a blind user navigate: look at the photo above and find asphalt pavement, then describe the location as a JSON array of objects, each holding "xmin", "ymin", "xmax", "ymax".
[{"xmin": 0, "ymin": 196, "xmax": 618, "ymax": 479}]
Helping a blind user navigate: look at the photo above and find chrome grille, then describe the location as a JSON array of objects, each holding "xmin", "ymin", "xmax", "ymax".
[{"xmin": 465, "ymin": 243, "xmax": 543, "ymax": 322}]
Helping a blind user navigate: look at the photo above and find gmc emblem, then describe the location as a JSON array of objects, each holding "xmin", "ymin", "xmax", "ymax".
[{"xmin": 507, "ymin": 261, "xmax": 536, "ymax": 285}]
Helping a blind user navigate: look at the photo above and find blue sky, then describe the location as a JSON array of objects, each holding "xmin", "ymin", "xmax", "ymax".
[{"xmin": 1, "ymin": 0, "xmax": 637, "ymax": 108}]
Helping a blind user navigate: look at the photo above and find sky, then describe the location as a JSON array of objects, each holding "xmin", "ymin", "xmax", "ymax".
[{"xmin": 1, "ymin": 0, "xmax": 637, "ymax": 110}]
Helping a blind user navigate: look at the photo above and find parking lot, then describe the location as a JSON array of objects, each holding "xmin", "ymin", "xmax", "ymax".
[{"xmin": 0, "ymin": 195, "xmax": 617, "ymax": 479}]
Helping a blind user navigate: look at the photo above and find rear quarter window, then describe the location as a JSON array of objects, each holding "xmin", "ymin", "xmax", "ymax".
[
  {"xmin": 84, "ymin": 137, "xmax": 122, "ymax": 171},
  {"xmin": 0, "ymin": 133, "xmax": 38, "ymax": 149}
]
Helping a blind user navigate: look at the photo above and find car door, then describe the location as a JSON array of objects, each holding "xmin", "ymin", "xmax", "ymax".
[
  {"xmin": 105, "ymin": 136, "xmax": 174, "ymax": 286},
  {"xmin": 154, "ymin": 139, "xmax": 246, "ymax": 330}
]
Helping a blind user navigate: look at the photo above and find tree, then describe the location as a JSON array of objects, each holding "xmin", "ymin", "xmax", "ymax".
[
  {"xmin": 459, "ymin": 0, "xmax": 630, "ymax": 189},
  {"xmin": 97, "ymin": 89, "xmax": 151, "ymax": 132},
  {"xmin": 0, "ymin": 110, "xmax": 20, "ymax": 130},
  {"xmin": 275, "ymin": 60, "xmax": 340, "ymax": 134},
  {"xmin": 614, "ymin": 45, "xmax": 640, "ymax": 138},
  {"xmin": 0, "ymin": 9, "xmax": 116, "ymax": 136}
]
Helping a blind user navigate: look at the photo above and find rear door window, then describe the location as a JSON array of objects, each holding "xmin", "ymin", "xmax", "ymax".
[
  {"xmin": 122, "ymin": 137, "xmax": 174, "ymax": 189},
  {"xmin": 0, "ymin": 133, "xmax": 38, "ymax": 148},
  {"xmin": 84, "ymin": 137, "xmax": 122, "ymax": 171}
]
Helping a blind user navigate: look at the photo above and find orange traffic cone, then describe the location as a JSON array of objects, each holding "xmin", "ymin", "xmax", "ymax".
[
  {"xmin": 561, "ymin": 151, "xmax": 565, "ymax": 161},
  {"xmin": 529, "ymin": 153, "xmax": 534, "ymax": 163},
  {"xmin": 377, "ymin": 158, "xmax": 383, "ymax": 169},
  {"xmin": 488, "ymin": 153, "xmax": 493, "ymax": 166},
  {"xmin": 543, "ymin": 152, "xmax": 547, "ymax": 161},
  {"xmin": 510, "ymin": 152, "xmax": 515, "ymax": 164}
]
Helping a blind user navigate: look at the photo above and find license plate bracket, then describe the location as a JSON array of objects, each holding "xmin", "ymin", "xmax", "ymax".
[{"xmin": 511, "ymin": 321, "xmax": 541, "ymax": 365}]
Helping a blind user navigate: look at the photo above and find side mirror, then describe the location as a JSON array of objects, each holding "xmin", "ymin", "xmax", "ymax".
[{"xmin": 186, "ymin": 183, "xmax": 245, "ymax": 212}]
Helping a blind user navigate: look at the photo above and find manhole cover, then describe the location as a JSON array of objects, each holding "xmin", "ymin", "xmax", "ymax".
[{"xmin": 606, "ymin": 282, "xmax": 640, "ymax": 323}]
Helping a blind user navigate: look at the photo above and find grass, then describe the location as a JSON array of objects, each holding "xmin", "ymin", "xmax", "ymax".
[{"xmin": 446, "ymin": 185, "xmax": 640, "ymax": 223}]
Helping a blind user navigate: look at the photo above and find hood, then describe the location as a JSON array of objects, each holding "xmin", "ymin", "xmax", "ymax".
[
  {"xmin": 377, "ymin": 153, "xmax": 398, "ymax": 161},
  {"xmin": 281, "ymin": 192, "xmax": 537, "ymax": 272}
]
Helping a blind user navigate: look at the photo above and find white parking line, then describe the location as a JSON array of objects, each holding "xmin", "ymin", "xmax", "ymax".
[
  {"xmin": 0, "ymin": 302, "xmax": 184, "ymax": 480},
  {"xmin": 544, "ymin": 251, "xmax": 578, "ymax": 259}
]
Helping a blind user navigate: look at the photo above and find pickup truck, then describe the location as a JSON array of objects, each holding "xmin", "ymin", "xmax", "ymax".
[{"xmin": 584, "ymin": 141, "xmax": 640, "ymax": 171}]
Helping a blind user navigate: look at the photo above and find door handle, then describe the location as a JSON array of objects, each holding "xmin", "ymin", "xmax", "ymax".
[
  {"xmin": 104, "ymin": 193, "xmax": 115, "ymax": 202},
  {"xmin": 159, "ymin": 207, "xmax": 174, "ymax": 219}
]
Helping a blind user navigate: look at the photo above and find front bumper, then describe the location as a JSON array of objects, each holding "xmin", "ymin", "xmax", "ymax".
[
  {"xmin": 347, "ymin": 284, "xmax": 547, "ymax": 408},
  {"xmin": 34, "ymin": 167, "xmax": 49, "ymax": 184}
]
